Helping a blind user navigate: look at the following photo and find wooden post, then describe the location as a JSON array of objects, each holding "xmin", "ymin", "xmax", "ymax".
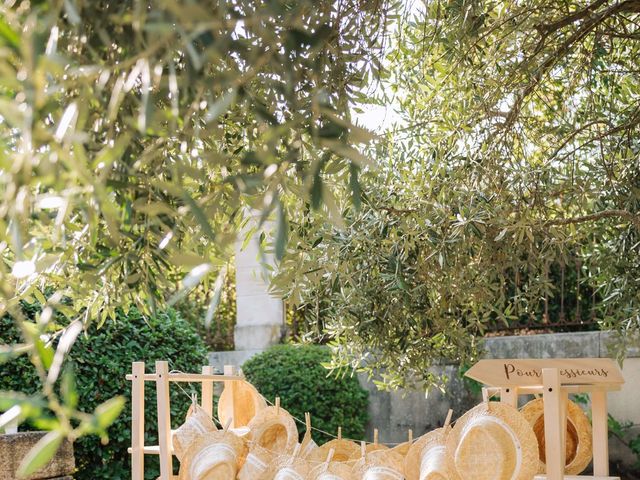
[
  {"xmin": 592, "ymin": 390, "xmax": 610, "ymax": 476},
  {"xmin": 201, "ymin": 365, "xmax": 214, "ymax": 417},
  {"xmin": 542, "ymin": 368, "xmax": 565, "ymax": 480},
  {"xmin": 223, "ymin": 365, "xmax": 236, "ymax": 428},
  {"xmin": 155, "ymin": 361, "xmax": 172, "ymax": 480},
  {"xmin": 131, "ymin": 362, "xmax": 145, "ymax": 480},
  {"xmin": 500, "ymin": 386, "xmax": 518, "ymax": 408}
]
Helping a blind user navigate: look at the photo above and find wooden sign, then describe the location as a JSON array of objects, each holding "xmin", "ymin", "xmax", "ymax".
[{"xmin": 465, "ymin": 358, "xmax": 624, "ymax": 387}]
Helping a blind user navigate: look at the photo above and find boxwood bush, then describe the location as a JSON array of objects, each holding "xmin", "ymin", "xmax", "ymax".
[
  {"xmin": 243, "ymin": 344, "xmax": 369, "ymax": 443},
  {"xmin": 0, "ymin": 305, "xmax": 208, "ymax": 480}
]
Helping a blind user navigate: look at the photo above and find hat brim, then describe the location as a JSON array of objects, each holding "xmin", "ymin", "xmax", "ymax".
[
  {"xmin": 237, "ymin": 443, "xmax": 275, "ymax": 480},
  {"xmin": 403, "ymin": 428, "xmax": 449, "ymax": 480},
  {"xmin": 218, "ymin": 380, "xmax": 267, "ymax": 428},
  {"xmin": 520, "ymin": 398, "xmax": 593, "ymax": 475},
  {"xmin": 353, "ymin": 448, "xmax": 405, "ymax": 478},
  {"xmin": 445, "ymin": 401, "xmax": 539, "ymax": 480},
  {"xmin": 178, "ymin": 430, "xmax": 247, "ymax": 480},
  {"xmin": 309, "ymin": 460, "xmax": 357, "ymax": 480},
  {"xmin": 259, "ymin": 455, "xmax": 311, "ymax": 480},
  {"xmin": 247, "ymin": 406, "xmax": 299, "ymax": 454},
  {"xmin": 307, "ymin": 439, "xmax": 362, "ymax": 463}
]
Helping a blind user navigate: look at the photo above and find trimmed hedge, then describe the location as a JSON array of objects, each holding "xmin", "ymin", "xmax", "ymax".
[
  {"xmin": 0, "ymin": 305, "xmax": 208, "ymax": 480},
  {"xmin": 243, "ymin": 344, "xmax": 369, "ymax": 443}
]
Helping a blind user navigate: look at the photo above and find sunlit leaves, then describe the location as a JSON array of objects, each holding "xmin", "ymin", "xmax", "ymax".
[
  {"xmin": 17, "ymin": 431, "xmax": 64, "ymax": 479},
  {"xmin": 274, "ymin": 0, "xmax": 640, "ymax": 389},
  {"xmin": 0, "ymin": 0, "xmax": 386, "ymax": 458}
]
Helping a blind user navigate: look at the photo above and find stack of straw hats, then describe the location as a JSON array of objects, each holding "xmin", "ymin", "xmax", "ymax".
[{"xmin": 174, "ymin": 376, "xmax": 594, "ymax": 480}]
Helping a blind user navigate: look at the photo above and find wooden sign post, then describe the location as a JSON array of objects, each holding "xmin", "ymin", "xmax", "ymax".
[
  {"xmin": 126, "ymin": 361, "xmax": 244, "ymax": 480},
  {"xmin": 465, "ymin": 358, "xmax": 625, "ymax": 480}
]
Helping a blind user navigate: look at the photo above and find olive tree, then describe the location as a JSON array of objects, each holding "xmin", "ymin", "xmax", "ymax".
[
  {"xmin": 273, "ymin": 0, "xmax": 640, "ymax": 390},
  {"xmin": 0, "ymin": 0, "xmax": 389, "ymax": 472}
]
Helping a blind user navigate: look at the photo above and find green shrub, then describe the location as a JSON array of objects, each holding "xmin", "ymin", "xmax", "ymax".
[
  {"xmin": 0, "ymin": 305, "xmax": 208, "ymax": 480},
  {"xmin": 242, "ymin": 344, "xmax": 369, "ymax": 443}
]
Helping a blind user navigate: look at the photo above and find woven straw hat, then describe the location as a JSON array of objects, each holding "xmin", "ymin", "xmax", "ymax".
[
  {"xmin": 391, "ymin": 431, "xmax": 413, "ymax": 459},
  {"xmin": 353, "ymin": 449, "xmax": 405, "ymax": 480},
  {"xmin": 366, "ymin": 429, "xmax": 390, "ymax": 454},
  {"xmin": 238, "ymin": 443, "xmax": 275, "ymax": 480},
  {"xmin": 173, "ymin": 403, "xmax": 217, "ymax": 461},
  {"xmin": 520, "ymin": 398, "xmax": 593, "ymax": 475},
  {"xmin": 404, "ymin": 427, "xmax": 450, "ymax": 480},
  {"xmin": 310, "ymin": 461, "xmax": 356, "ymax": 480},
  {"xmin": 178, "ymin": 430, "xmax": 247, "ymax": 480},
  {"xmin": 218, "ymin": 379, "xmax": 266, "ymax": 428},
  {"xmin": 260, "ymin": 445, "xmax": 312, "ymax": 480},
  {"xmin": 309, "ymin": 448, "xmax": 357, "ymax": 480},
  {"xmin": 247, "ymin": 403, "xmax": 299, "ymax": 454},
  {"xmin": 307, "ymin": 439, "xmax": 361, "ymax": 463},
  {"xmin": 445, "ymin": 401, "xmax": 538, "ymax": 480}
]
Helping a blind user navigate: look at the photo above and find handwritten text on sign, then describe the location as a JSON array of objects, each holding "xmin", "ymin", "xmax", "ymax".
[{"xmin": 464, "ymin": 358, "xmax": 625, "ymax": 387}]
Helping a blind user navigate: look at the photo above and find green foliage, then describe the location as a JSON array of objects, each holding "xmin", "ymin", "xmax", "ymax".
[
  {"xmin": 0, "ymin": 0, "xmax": 387, "ymax": 448},
  {"xmin": 175, "ymin": 262, "xmax": 236, "ymax": 351},
  {"xmin": 242, "ymin": 344, "xmax": 369, "ymax": 443},
  {"xmin": 0, "ymin": 305, "xmax": 208, "ymax": 480},
  {"xmin": 273, "ymin": 0, "xmax": 640, "ymax": 390}
]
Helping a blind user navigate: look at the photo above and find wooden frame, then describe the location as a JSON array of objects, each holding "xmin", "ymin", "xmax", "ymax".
[
  {"xmin": 126, "ymin": 361, "xmax": 243, "ymax": 480},
  {"xmin": 466, "ymin": 358, "xmax": 625, "ymax": 480},
  {"xmin": 129, "ymin": 359, "xmax": 624, "ymax": 480}
]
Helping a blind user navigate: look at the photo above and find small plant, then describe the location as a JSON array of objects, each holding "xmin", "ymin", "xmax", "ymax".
[{"xmin": 243, "ymin": 344, "xmax": 369, "ymax": 443}]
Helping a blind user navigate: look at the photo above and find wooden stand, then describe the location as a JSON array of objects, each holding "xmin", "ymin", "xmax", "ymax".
[
  {"xmin": 466, "ymin": 358, "xmax": 625, "ymax": 480},
  {"xmin": 126, "ymin": 361, "xmax": 243, "ymax": 480}
]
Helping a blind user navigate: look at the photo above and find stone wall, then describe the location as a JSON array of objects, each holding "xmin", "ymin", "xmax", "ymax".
[
  {"xmin": 0, "ymin": 431, "xmax": 75, "ymax": 480},
  {"xmin": 210, "ymin": 331, "xmax": 640, "ymax": 475}
]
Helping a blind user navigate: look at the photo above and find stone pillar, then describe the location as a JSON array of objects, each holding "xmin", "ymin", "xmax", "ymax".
[{"xmin": 234, "ymin": 211, "xmax": 284, "ymax": 350}]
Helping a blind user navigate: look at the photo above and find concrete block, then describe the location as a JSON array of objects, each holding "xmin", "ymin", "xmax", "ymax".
[
  {"xmin": 209, "ymin": 349, "xmax": 267, "ymax": 373},
  {"xmin": 600, "ymin": 331, "xmax": 640, "ymax": 358},
  {"xmin": 0, "ymin": 432, "xmax": 75, "ymax": 480}
]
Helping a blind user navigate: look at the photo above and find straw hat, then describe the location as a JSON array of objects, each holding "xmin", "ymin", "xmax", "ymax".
[
  {"xmin": 173, "ymin": 403, "xmax": 217, "ymax": 461},
  {"xmin": 178, "ymin": 430, "xmax": 247, "ymax": 480},
  {"xmin": 391, "ymin": 431, "xmax": 414, "ymax": 459},
  {"xmin": 520, "ymin": 398, "xmax": 593, "ymax": 475},
  {"xmin": 247, "ymin": 404, "xmax": 299, "ymax": 454},
  {"xmin": 310, "ymin": 461, "xmax": 357, "ymax": 480},
  {"xmin": 404, "ymin": 427, "xmax": 450, "ymax": 480},
  {"xmin": 300, "ymin": 413, "xmax": 319, "ymax": 458},
  {"xmin": 238, "ymin": 443, "xmax": 275, "ymax": 480},
  {"xmin": 445, "ymin": 401, "xmax": 538, "ymax": 480},
  {"xmin": 261, "ymin": 445, "xmax": 312, "ymax": 480},
  {"xmin": 308, "ymin": 448, "xmax": 357, "ymax": 480},
  {"xmin": 353, "ymin": 449, "xmax": 405, "ymax": 480},
  {"xmin": 307, "ymin": 439, "xmax": 361, "ymax": 463},
  {"xmin": 366, "ymin": 429, "xmax": 390, "ymax": 454},
  {"xmin": 218, "ymin": 379, "xmax": 267, "ymax": 428}
]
